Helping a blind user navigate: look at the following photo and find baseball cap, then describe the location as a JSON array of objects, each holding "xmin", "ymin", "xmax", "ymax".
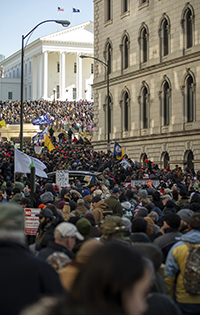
[
  {"xmin": 111, "ymin": 187, "xmax": 121, "ymax": 194},
  {"xmin": 36, "ymin": 208, "xmax": 54, "ymax": 219},
  {"xmin": 161, "ymin": 194, "xmax": 172, "ymax": 200},
  {"xmin": 55, "ymin": 222, "xmax": 84, "ymax": 240}
]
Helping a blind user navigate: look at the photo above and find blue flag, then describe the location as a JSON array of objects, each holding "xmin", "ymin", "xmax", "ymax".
[
  {"xmin": 73, "ymin": 8, "xmax": 80, "ymax": 13},
  {"xmin": 32, "ymin": 127, "xmax": 48, "ymax": 141},
  {"xmin": 113, "ymin": 141, "xmax": 124, "ymax": 160},
  {"xmin": 32, "ymin": 113, "xmax": 51, "ymax": 125}
]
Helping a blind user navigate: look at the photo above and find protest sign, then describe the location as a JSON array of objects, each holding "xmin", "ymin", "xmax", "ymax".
[
  {"xmin": 56, "ymin": 170, "xmax": 69, "ymax": 187},
  {"xmin": 131, "ymin": 180, "xmax": 160, "ymax": 187},
  {"xmin": 24, "ymin": 208, "xmax": 40, "ymax": 235}
]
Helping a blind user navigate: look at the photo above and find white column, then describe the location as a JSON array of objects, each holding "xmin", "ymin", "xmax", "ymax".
[
  {"xmin": 76, "ymin": 53, "xmax": 83, "ymax": 100},
  {"xmin": 37, "ymin": 54, "xmax": 40, "ymax": 99},
  {"xmin": 60, "ymin": 52, "xmax": 65, "ymax": 100},
  {"xmin": 42, "ymin": 51, "xmax": 48, "ymax": 99}
]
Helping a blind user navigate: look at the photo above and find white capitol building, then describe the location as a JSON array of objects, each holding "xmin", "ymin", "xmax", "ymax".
[{"xmin": 0, "ymin": 21, "xmax": 94, "ymax": 102}]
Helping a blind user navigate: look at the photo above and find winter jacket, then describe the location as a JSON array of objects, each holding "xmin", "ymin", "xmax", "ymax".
[
  {"xmin": 165, "ymin": 230, "xmax": 200, "ymax": 304},
  {"xmin": 0, "ymin": 240, "xmax": 64, "ymax": 315},
  {"xmin": 92, "ymin": 200, "xmax": 107, "ymax": 223},
  {"xmin": 104, "ymin": 196, "xmax": 123, "ymax": 217},
  {"xmin": 152, "ymin": 191, "xmax": 164, "ymax": 210},
  {"xmin": 154, "ymin": 228, "xmax": 182, "ymax": 262},
  {"xmin": 70, "ymin": 205, "xmax": 88, "ymax": 218},
  {"xmin": 177, "ymin": 198, "xmax": 189, "ymax": 208},
  {"xmin": 120, "ymin": 201, "xmax": 134, "ymax": 217},
  {"xmin": 37, "ymin": 241, "xmax": 75, "ymax": 261}
]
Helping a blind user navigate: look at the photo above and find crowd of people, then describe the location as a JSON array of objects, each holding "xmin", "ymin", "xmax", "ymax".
[
  {"xmin": 0, "ymin": 134, "xmax": 200, "ymax": 315},
  {"xmin": 0, "ymin": 100, "xmax": 94, "ymax": 133}
]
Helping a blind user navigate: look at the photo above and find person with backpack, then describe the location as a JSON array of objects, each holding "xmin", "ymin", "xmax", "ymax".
[{"xmin": 165, "ymin": 213, "xmax": 200, "ymax": 315}]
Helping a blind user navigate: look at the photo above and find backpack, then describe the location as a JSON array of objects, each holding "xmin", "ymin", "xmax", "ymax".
[{"xmin": 183, "ymin": 242, "xmax": 200, "ymax": 295}]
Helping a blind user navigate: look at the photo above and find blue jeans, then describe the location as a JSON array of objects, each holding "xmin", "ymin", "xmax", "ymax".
[{"xmin": 177, "ymin": 303, "xmax": 200, "ymax": 315}]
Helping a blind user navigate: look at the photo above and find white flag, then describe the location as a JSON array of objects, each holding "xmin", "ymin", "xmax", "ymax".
[{"xmin": 14, "ymin": 149, "xmax": 48, "ymax": 178}]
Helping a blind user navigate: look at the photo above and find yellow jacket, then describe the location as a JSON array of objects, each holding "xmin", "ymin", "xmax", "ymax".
[{"xmin": 165, "ymin": 230, "xmax": 200, "ymax": 304}]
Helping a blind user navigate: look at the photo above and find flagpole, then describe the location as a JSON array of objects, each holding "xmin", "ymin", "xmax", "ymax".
[
  {"xmin": 72, "ymin": 7, "xmax": 73, "ymax": 26},
  {"xmin": 57, "ymin": 8, "xmax": 59, "ymax": 31}
]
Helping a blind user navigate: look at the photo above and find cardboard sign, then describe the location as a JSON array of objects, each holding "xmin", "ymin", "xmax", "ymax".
[
  {"xmin": 56, "ymin": 170, "xmax": 69, "ymax": 187},
  {"xmin": 24, "ymin": 208, "xmax": 40, "ymax": 235},
  {"xmin": 131, "ymin": 180, "xmax": 160, "ymax": 187}
]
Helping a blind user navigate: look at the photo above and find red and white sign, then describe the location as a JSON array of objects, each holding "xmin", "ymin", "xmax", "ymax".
[{"xmin": 24, "ymin": 208, "xmax": 40, "ymax": 235}]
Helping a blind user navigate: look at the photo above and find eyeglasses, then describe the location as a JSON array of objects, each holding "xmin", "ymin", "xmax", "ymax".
[{"xmin": 39, "ymin": 216, "xmax": 44, "ymax": 219}]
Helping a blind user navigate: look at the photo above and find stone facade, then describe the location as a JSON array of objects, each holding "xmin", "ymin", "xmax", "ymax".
[{"xmin": 93, "ymin": 0, "xmax": 200, "ymax": 171}]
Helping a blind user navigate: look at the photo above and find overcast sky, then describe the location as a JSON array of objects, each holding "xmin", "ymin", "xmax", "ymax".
[{"xmin": 0, "ymin": 0, "xmax": 94, "ymax": 58}]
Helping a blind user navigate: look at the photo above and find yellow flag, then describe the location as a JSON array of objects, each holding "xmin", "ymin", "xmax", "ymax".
[
  {"xmin": 116, "ymin": 148, "xmax": 124, "ymax": 160},
  {"xmin": 44, "ymin": 135, "xmax": 55, "ymax": 152},
  {"xmin": 0, "ymin": 120, "xmax": 6, "ymax": 128}
]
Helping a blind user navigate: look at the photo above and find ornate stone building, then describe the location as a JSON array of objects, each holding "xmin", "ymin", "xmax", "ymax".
[{"xmin": 92, "ymin": 0, "xmax": 200, "ymax": 171}]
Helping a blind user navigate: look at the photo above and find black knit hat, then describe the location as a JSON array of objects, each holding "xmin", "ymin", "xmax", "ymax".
[{"xmin": 164, "ymin": 213, "xmax": 181, "ymax": 228}]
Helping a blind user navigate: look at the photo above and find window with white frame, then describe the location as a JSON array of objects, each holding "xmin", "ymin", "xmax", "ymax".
[
  {"xmin": 8, "ymin": 92, "xmax": 12, "ymax": 100},
  {"xmin": 74, "ymin": 62, "xmax": 77, "ymax": 74},
  {"xmin": 91, "ymin": 63, "xmax": 94, "ymax": 74},
  {"xmin": 25, "ymin": 87, "xmax": 27, "ymax": 100},
  {"xmin": 56, "ymin": 85, "xmax": 60, "ymax": 98},
  {"xmin": 73, "ymin": 88, "xmax": 76, "ymax": 100},
  {"xmin": 29, "ymin": 85, "xmax": 31, "ymax": 99}
]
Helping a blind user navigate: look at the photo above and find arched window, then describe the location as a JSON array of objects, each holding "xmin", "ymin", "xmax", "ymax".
[
  {"xmin": 159, "ymin": 76, "xmax": 171, "ymax": 127},
  {"xmin": 187, "ymin": 75, "xmax": 193, "ymax": 122},
  {"xmin": 161, "ymin": 151, "xmax": 170, "ymax": 169},
  {"xmin": 138, "ymin": 23, "xmax": 149, "ymax": 66},
  {"xmin": 163, "ymin": 81, "xmax": 169, "ymax": 126},
  {"xmin": 124, "ymin": 35, "xmax": 129, "ymax": 69},
  {"xmin": 186, "ymin": 9, "xmax": 193, "ymax": 48},
  {"xmin": 184, "ymin": 150, "xmax": 194, "ymax": 170},
  {"xmin": 142, "ymin": 87, "xmax": 148, "ymax": 128},
  {"xmin": 163, "ymin": 19, "xmax": 169, "ymax": 56},
  {"xmin": 181, "ymin": 4, "xmax": 195, "ymax": 53},
  {"xmin": 138, "ymin": 81, "xmax": 150, "ymax": 130},
  {"xmin": 104, "ymin": 41, "xmax": 112, "ymax": 74},
  {"xmin": 181, "ymin": 70, "xmax": 196, "ymax": 125},
  {"xmin": 158, "ymin": 14, "xmax": 170, "ymax": 61},
  {"xmin": 142, "ymin": 28, "xmax": 147, "ymax": 63},
  {"xmin": 124, "ymin": 92, "xmax": 129, "ymax": 131},
  {"xmin": 120, "ymin": 87, "xmax": 130, "ymax": 133}
]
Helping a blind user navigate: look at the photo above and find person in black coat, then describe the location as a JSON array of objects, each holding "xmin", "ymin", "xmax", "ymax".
[
  {"xmin": 0, "ymin": 203, "xmax": 64, "ymax": 315},
  {"xmin": 152, "ymin": 191, "xmax": 164, "ymax": 210}
]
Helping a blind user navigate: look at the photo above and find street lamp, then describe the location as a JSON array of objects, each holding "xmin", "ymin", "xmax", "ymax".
[
  {"xmin": 53, "ymin": 88, "xmax": 56, "ymax": 102},
  {"xmin": 20, "ymin": 19, "xmax": 70, "ymax": 151},
  {"xmin": 79, "ymin": 55, "xmax": 110, "ymax": 152}
]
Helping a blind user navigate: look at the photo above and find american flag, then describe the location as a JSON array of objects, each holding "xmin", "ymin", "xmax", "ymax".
[{"xmin": 58, "ymin": 7, "xmax": 64, "ymax": 11}]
